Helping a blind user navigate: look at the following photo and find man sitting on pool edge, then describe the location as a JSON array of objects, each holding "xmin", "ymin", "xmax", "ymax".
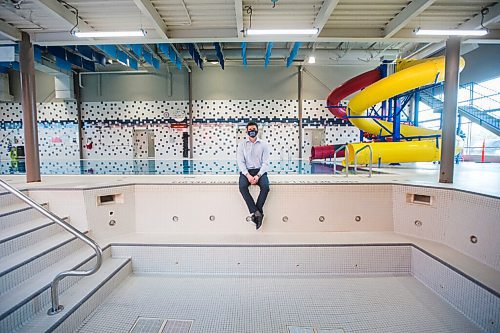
[{"xmin": 237, "ymin": 121, "xmax": 270, "ymax": 230}]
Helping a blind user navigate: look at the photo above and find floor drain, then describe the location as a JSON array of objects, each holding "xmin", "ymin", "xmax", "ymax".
[
  {"xmin": 129, "ymin": 317, "xmax": 164, "ymax": 333},
  {"xmin": 287, "ymin": 326, "xmax": 345, "ymax": 333},
  {"xmin": 288, "ymin": 326, "xmax": 314, "ymax": 333},
  {"xmin": 129, "ymin": 317, "xmax": 193, "ymax": 333},
  {"xmin": 161, "ymin": 320, "xmax": 193, "ymax": 333}
]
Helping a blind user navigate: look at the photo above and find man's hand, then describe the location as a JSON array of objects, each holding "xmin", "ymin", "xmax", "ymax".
[
  {"xmin": 246, "ymin": 174, "xmax": 259, "ymax": 185},
  {"xmin": 246, "ymin": 174, "xmax": 255, "ymax": 184}
]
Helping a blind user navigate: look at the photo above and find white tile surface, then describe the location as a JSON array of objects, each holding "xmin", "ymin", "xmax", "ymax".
[
  {"xmin": 393, "ymin": 184, "xmax": 500, "ymax": 270},
  {"xmin": 412, "ymin": 247, "xmax": 499, "ymax": 333},
  {"xmin": 111, "ymin": 245, "xmax": 411, "ymax": 275},
  {"xmin": 76, "ymin": 273, "xmax": 483, "ymax": 333}
]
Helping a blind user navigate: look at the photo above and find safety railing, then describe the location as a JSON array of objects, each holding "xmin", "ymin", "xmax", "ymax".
[
  {"xmin": 0, "ymin": 179, "xmax": 103, "ymax": 315},
  {"xmin": 353, "ymin": 145, "xmax": 373, "ymax": 177},
  {"xmin": 333, "ymin": 144, "xmax": 349, "ymax": 177}
]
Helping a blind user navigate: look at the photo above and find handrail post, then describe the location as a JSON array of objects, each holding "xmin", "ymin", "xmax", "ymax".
[
  {"xmin": 333, "ymin": 144, "xmax": 349, "ymax": 177},
  {"xmin": 0, "ymin": 179, "xmax": 103, "ymax": 315},
  {"xmin": 354, "ymin": 145, "xmax": 373, "ymax": 177},
  {"xmin": 333, "ymin": 144, "xmax": 345, "ymax": 175},
  {"xmin": 345, "ymin": 145, "xmax": 349, "ymax": 177}
]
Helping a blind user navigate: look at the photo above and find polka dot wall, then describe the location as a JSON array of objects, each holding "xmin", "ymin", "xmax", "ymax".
[
  {"xmin": 325, "ymin": 126, "xmax": 360, "ymax": 145},
  {"xmin": 0, "ymin": 102, "xmax": 79, "ymax": 160},
  {"xmin": 192, "ymin": 124, "xmax": 236, "ymax": 158},
  {"xmin": 153, "ymin": 127, "xmax": 184, "ymax": 159},
  {"xmin": 1, "ymin": 99, "xmax": 358, "ymax": 163},
  {"xmin": 80, "ymin": 101, "xmax": 189, "ymax": 160}
]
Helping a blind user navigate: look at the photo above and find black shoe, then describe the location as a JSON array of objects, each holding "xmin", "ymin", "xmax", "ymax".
[
  {"xmin": 254, "ymin": 211, "xmax": 263, "ymax": 230},
  {"xmin": 247, "ymin": 214, "xmax": 257, "ymax": 226}
]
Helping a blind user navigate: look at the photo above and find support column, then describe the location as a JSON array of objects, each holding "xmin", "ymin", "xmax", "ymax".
[
  {"xmin": 439, "ymin": 37, "xmax": 461, "ymax": 184},
  {"xmin": 298, "ymin": 66, "xmax": 303, "ymax": 159},
  {"xmin": 392, "ymin": 98, "xmax": 401, "ymax": 142},
  {"xmin": 408, "ymin": 97, "xmax": 414, "ymax": 124},
  {"xmin": 19, "ymin": 32, "xmax": 40, "ymax": 182},
  {"xmin": 413, "ymin": 91, "xmax": 420, "ymax": 126},
  {"xmin": 73, "ymin": 72, "xmax": 83, "ymax": 160},
  {"xmin": 380, "ymin": 63, "xmax": 388, "ymax": 118},
  {"xmin": 188, "ymin": 69, "xmax": 193, "ymax": 159}
]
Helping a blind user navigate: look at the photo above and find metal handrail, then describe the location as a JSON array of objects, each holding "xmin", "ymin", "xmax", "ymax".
[
  {"xmin": 0, "ymin": 179, "xmax": 103, "ymax": 315},
  {"xmin": 333, "ymin": 144, "xmax": 349, "ymax": 177},
  {"xmin": 353, "ymin": 145, "xmax": 373, "ymax": 177}
]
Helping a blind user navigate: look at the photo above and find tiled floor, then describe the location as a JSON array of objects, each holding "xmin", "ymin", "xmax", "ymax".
[{"xmin": 76, "ymin": 273, "xmax": 482, "ymax": 333}]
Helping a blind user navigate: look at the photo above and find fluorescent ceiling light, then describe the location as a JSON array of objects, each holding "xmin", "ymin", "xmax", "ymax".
[
  {"xmin": 247, "ymin": 28, "xmax": 319, "ymax": 36},
  {"xmin": 414, "ymin": 29, "xmax": 488, "ymax": 36},
  {"xmin": 308, "ymin": 56, "xmax": 316, "ymax": 64},
  {"xmin": 74, "ymin": 30, "xmax": 146, "ymax": 38}
]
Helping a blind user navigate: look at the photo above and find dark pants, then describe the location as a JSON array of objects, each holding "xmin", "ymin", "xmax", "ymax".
[{"xmin": 239, "ymin": 169, "xmax": 270, "ymax": 214}]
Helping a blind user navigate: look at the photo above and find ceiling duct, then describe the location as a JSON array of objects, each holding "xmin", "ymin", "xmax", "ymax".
[
  {"xmin": 54, "ymin": 74, "xmax": 74, "ymax": 100},
  {"xmin": 0, "ymin": 73, "xmax": 13, "ymax": 101}
]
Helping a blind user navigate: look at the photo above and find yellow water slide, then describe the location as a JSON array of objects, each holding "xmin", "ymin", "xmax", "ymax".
[{"xmin": 345, "ymin": 56, "xmax": 465, "ymax": 165}]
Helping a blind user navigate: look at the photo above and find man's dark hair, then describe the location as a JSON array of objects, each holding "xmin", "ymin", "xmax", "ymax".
[{"xmin": 246, "ymin": 121, "xmax": 258, "ymax": 130}]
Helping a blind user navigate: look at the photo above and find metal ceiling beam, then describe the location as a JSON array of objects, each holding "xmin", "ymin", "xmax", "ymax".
[
  {"xmin": 95, "ymin": 45, "xmax": 138, "ymax": 70},
  {"xmin": 384, "ymin": 0, "xmax": 437, "ymax": 38},
  {"xmin": 45, "ymin": 46, "xmax": 96, "ymax": 71},
  {"xmin": 132, "ymin": 0, "xmax": 169, "ymax": 39},
  {"xmin": 186, "ymin": 43, "xmax": 204, "ymax": 69},
  {"xmin": 235, "ymin": 0, "xmax": 243, "ymax": 38},
  {"xmin": 264, "ymin": 42, "xmax": 273, "ymax": 68},
  {"xmin": 127, "ymin": 44, "xmax": 161, "ymax": 70},
  {"xmin": 32, "ymin": 28, "xmax": 496, "ymax": 46},
  {"xmin": 157, "ymin": 43, "xmax": 191, "ymax": 72},
  {"xmin": 67, "ymin": 45, "xmax": 107, "ymax": 65},
  {"xmin": 460, "ymin": 2, "xmax": 500, "ymax": 30},
  {"xmin": 37, "ymin": 0, "xmax": 93, "ymax": 32},
  {"xmin": 313, "ymin": 0, "xmax": 341, "ymax": 34},
  {"xmin": 405, "ymin": 42, "xmax": 444, "ymax": 59},
  {"xmin": 404, "ymin": 3, "xmax": 500, "ymax": 59},
  {"xmin": 406, "ymin": 41, "xmax": 480, "ymax": 60},
  {"xmin": 241, "ymin": 42, "xmax": 247, "ymax": 66},
  {"xmin": 183, "ymin": 48, "xmax": 399, "ymax": 61},
  {"xmin": 0, "ymin": 20, "xmax": 22, "ymax": 41},
  {"xmin": 213, "ymin": 42, "xmax": 225, "ymax": 69},
  {"xmin": 286, "ymin": 42, "xmax": 301, "ymax": 67}
]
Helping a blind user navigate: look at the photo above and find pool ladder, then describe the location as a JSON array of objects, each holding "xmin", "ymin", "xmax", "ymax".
[
  {"xmin": 333, "ymin": 144, "xmax": 349, "ymax": 177},
  {"xmin": 333, "ymin": 144, "xmax": 373, "ymax": 177},
  {"xmin": 354, "ymin": 144, "xmax": 373, "ymax": 177}
]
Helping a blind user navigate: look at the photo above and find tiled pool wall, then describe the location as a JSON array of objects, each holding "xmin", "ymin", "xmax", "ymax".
[
  {"xmin": 393, "ymin": 185, "xmax": 500, "ymax": 271},
  {"xmin": 27, "ymin": 183, "xmax": 499, "ymax": 271},
  {"xmin": 111, "ymin": 245, "xmax": 412, "ymax": 275},
  {"xmin": 109, "ymin": 244, "xmax": 499, "ymax": 333},
  {"xmin": 0, "ymin": 100, "xmax": 360, "ymax": 163},
  {"xmin": 411, "ymin": 247, "xmax": 499, "ymax": 333}
]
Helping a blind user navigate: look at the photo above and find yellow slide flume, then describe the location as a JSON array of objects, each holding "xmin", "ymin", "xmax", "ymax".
[{"xmin": 345, "ymin": 56, "xmax": 465, "ymax": 165}]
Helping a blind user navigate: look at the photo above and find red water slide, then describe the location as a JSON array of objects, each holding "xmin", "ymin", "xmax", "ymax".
[{"xmin": 326, "ymin": 68, "xmax": 382, "ymax": 119}]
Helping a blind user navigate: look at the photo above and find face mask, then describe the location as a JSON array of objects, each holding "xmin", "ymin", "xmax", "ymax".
[{"xmin": 247, "ymin": 130, "xmax": 258, "ymax": 138}]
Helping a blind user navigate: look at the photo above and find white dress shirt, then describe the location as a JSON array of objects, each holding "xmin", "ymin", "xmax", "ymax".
[{"xmin": 237, "ymin": 137, "xmax": 270, "ymax": 176}]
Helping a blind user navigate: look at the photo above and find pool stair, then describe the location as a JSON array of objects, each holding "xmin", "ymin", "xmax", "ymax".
[{"xmin": 0, "ymin": 191, "xmax": 132, "ymax": 333}]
